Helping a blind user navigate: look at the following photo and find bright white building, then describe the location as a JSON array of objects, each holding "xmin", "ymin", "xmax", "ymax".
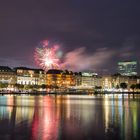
[
  {"xmin": 15, "ymin": 67, "xmax": 46, "ymax": 85},
  {"xmin": 81, "ymin": 72, "xmax": 101, "ymax": 88}
]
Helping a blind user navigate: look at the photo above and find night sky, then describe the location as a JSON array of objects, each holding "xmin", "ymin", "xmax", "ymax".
[{"xmin": 0, "ymin": 0, "xmax": 140, "ymax": 74}]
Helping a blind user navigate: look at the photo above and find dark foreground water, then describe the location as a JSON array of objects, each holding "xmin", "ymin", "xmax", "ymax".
[{"xmin": 0, "ymin": 94, "xmax": 140, "ymax": 140}]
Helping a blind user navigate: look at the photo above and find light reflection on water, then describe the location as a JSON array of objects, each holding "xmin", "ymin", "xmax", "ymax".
[{"xmin": 0, "ymin": 94, "xmax": 140, "ymax": 140}]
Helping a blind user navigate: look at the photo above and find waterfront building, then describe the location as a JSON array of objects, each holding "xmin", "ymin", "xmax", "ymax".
[
  {"xmin": 81, "ymin": 72, "xmax": 93, "ymax": 87},
  {"xmin": 75, "ymin": 72, "xmax": 82, "ymax": 86},
  {"xmin": 93, "ymin": 75, "xmax": 102, "ymax": 88},
  {"xmin": 102, "ymin": 74, "xmax": 133, "ymax": 90},
  {"xmin": 46, "ymin": 69, "xmax": 63, "ymax": 88},
  {"xmin": 36, "ymin": 69, "xmax": 46, "ymax": 85},
  {"xmin": 14, "ymin": 67, "xmax": 46, "ymax": 85},
  {"xmin": 112, "ymin": 74, "xmax": 140, "ymax": 90},
  {"xmin": 81, "ymin": 72, "xmax": 101, "ymax": 88},
  {"xmin": 137, "ymin": 76, "xmax": 140, "ymax": 84},
  {"xmin": 128, "ymin": 76, "xmax": 138, "ymax": 88},
  {"xmin": 101, "ymin": 75, "xmax": 113, "ymax": 89},
  {"xmin": 62, "ymin": 70, "xmax": 75, "ymax": 87},
  {"xmin": 46, "ymin": 69, "xmax": 75, "ymax": 89},
  {"xmin": 0, "ymin": 66, "xmax": 16, "ymax": 85},
  {"xmin": 112, "ymin": 74, "xmax": 129, "ymax": 88},
  {"xmin": 118, "ymin": 61, "xmax": 137, "ymax": 76}
]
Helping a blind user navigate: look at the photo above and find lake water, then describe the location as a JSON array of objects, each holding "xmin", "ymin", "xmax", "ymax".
[{"xmin": 0, "ymin": 94, "xmax": 140, "ymax": 140}]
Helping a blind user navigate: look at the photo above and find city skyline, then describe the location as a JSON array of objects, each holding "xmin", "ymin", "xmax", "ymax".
[
  {"xmin": 0, "ymin": 0, "xmax": 140, "ymax": 73},
  {"xmin": 0, "ymin": 61, "xmax": 139, "ymax": 77}
]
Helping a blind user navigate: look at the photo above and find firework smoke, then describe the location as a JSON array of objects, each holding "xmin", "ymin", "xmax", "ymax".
[
  {"xmin": 34, "ymin": 40, "xmax": 114, "ymax": 72},
  {"xmin": 62, "ymin": 47, "xmax": 114, "ymax": 71}
]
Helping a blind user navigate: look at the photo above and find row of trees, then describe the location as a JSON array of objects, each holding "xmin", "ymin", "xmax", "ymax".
[
  {"xmin": 15, "ymin": 84, "xmax": 48, "ymax": 91},
  {"xmin": 130, "ymin": 84, "xmax": 140, "ymax": 92},
  {"xmin": 116, "ymin": 83, "xmax": 140, "ymax": 91},
  {"xmin": 94, "ymin": 83, "xmax": 128, "ymax": 90},
  {"xmin": 118, "ymin": 83, "xmax": 127, "ymax": 89},
  {"xmin": 95, "ymin": 83, "xmax": 140, "ymax": 91},
  {"xmin": 0, "ymin": 82, "xmax": 47, "ymax": 91},
  {"xmin": 0, "ymin": 83, "xmax": 61, "ymax": 90},
  {"xmin": 1, "ymin": 82, "xmax": 140, "ymax": 92},
  {"xmin": 0, "ymin": 82, "xmax": 8, "ymax": 89}
]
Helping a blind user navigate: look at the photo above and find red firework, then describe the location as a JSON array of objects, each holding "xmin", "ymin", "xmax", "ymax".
[{"xmin": 34, "ymin": 40, "xmax": 60, "ymax": 71}]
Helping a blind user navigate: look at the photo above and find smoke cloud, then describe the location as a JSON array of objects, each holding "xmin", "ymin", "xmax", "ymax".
[{"xmin": 62, "ymin": 47, "xmax": 114, "ymax": 72}]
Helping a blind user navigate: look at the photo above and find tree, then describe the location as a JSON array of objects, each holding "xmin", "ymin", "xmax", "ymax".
[
  {"xmin": 95, "ymin": 86, "xmax": 102, "ymax": 90},
  {"xmin": 41, "ymin": 84, "xmax": 46, "ymax": 89},
  {"xmin": 0, "ymin": 82, "xmax": 8, "ymax": 89},
  {"xmin": 24, "ymin": 85, "xmax": 34, "ymax": 90},
  {"xmin": 14, "ymin": 84, "xmax": 24, "ymax": 90},
  {"xmin": 113, "ymin": 73, "xmax": 121, "ymax": 77},
  {"xmin": 120, "ymin": 83, "xmax": 127, "ymax": 90},
  {"xmin": 0, "ymin": 82, "xmax": 4, "ymax": 89},
  {"xmin": 116, "ymin": 85, "xmax": 120, "ymax": 89},
  {"xmin": 31, "ymin": 85, "xmax": 41, "ymax": 91},
  {"xmin": 130, "ymin": 84, "xmax": 136, "ymax": 92},
  {"xmin": 136, "ymin": 83, "xmax": 140, "ymax": 92}
]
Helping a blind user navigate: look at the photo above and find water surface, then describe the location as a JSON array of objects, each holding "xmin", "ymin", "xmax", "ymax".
[{"xmin": 0, "ymin": 94, "xmax": 140, "ymax": 140}]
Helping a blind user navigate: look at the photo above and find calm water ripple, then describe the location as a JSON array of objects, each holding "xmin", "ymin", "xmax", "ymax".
[{"xmin": 0, "ymin": 94, "xmax": 140, "ymax": 140}]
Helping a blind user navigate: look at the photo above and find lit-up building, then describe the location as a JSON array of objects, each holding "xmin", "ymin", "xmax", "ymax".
[
  {"xmin": 118, "ymin": 61, "xmax": 137, "ymax": 76},
  {"xmin": 46, "ymin": 69, "xmax": 75, "ymax": 89},
  {"xmin": 128, "ymin": 76, "xmax": 138, "ymax": 88},
  {"xmin": 0, "ymin": 66, "xmax": 16, "ymax": 85},
  {"xmin": 14, "ymin": 67, "xmax": 46, "ymax": 85},
  {"xmin": 81, "ymin": 72, "xmax": 94, "ymax": 86},
  {"xmin": 112, "ymin": 74, "xmax": 140, "ymax": 90},
  {"xmin": 102, "ymin": 74, "xmax": 138, "ymax": 90},
  {"xmin": 75, "ymin": 72, "xmax": 82, "ymax": 86},
  {"xmin": 36, "ymin": 69, "xmax": 46, "ymax": 85},
  {"xmin": 137, "ymin": 77, "xmax": 140, "ymax": 83},
  {"xmin": 112, "ymin": 74, "xmax": 129, "ymax": 88},
  {"xmin": 93, "ymin": 75, "xmax": 102, "ymax": 88},
  {"xmin": 101, "ymin": 75, "xmax": 113, "ymax": 89},
  {"xmin": 81, "ymin": 72, "xmax": 101, "ymax": 88}
]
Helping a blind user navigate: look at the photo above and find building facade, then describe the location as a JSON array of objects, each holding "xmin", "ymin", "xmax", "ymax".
[
  {"xmin": 0, "ymin": 66, "xmax": 16, "ymax": 85},
  {"xmin": 103, "ymin": 74, "xmax": 140, "ymax": 91},
  {"xmin": 46, "ymin": 69, "xmax": 75, "ymax": 89},
  {"xmin": 75, "ymin": 72, "xmax": 82, "ymax": 86},
  {"xmin": 101, "ymin": 75, "xmax": 113, "ymax": 89},
  {"xmin": 81, "ymin": 72, "xmax": 101, "ymax": 88},
  {"xmin": 14, "ymin": 67, "xmax": 46, "ymax": 85},
  {"xmin": 118, "ymin": 61, "xmax": 137, "ymax": 76}
]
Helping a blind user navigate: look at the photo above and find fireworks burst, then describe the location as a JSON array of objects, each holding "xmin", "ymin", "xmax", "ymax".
[{"xmin": 34, "ymin": 40, "xmax": 62, "ymax": 71}]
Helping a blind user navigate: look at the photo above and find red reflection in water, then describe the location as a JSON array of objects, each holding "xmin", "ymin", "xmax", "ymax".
[
  {"xmin": 42, "ymin": 97, "xmax": 58, "ymax": 140},
  {"xmin": 31, "ymin": 96, "xmax": 58, "ymax": 140},
  {"xmin": 31, "ymin": 97, "xmax": 39, "ymax": 140}
]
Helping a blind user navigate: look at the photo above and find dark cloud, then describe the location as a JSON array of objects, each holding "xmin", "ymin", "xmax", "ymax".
[
  {"xmin": 0, "ymin": 0, "xmax": 140, "ymax": 73},
  {"xmin": 0, "ymin": 57, "xmax": 34, "ymax": 68}
]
